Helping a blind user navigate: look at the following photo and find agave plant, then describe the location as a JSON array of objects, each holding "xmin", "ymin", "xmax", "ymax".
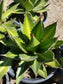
[{"xmin": 0, "ymin": 13, "xmax": 63, "ymax": 84}]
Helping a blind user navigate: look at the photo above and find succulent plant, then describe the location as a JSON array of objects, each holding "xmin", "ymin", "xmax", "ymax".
[{"xmin": 0, "ymin": 13, "xmax": 63, "ymax": 84}]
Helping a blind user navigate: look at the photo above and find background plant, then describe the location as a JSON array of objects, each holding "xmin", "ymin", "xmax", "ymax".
[{"xmin": 0, "ymin": 13, "xmax": 63, "ymax": 84}]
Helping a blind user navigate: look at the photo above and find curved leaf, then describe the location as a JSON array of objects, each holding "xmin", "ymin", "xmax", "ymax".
[
  {"xmin": 45, "ymin": 59, "xmax": 60, "ymax": 68},
  {"xmin": 19, "ymin": 54, "xmax": 37, "ymax": 62},
  {"xmin": 38, "ymin": 64, "xmax": 47, "ymax": 78}
]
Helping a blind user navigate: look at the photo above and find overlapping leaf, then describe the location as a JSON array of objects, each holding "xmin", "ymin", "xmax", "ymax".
[
  {"xmin": 37, "ymin": 50, "xmax": 54, "ymax": 62},
  {"xmin": 31, "ymin": 59, "xmax": 41, "ymax": 76},
  {"xmin": 2, "ymin": 3, "xmax": 19, "ymax": 20},
  {"xmin": 16, "ymin": 61, "xmax": 30, "ymax": 84},
  {"xmin": 38, "ymin": 64, "xmax": 47, "ymax": 78},
  {"xmin": 0, "ymin": 57, "xmax": 12, "ymax": 79}
]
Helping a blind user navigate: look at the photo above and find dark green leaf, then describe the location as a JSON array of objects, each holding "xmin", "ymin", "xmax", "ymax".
[
  {"xmin": 20, "ymin": 0, "xmax": 33, "ymax": 11},
  {"xmin": 32, "ymin": 21, "xmax": 44, "ymax": 42},
  {"xmin": 0, "ymin": 57, "xmax": 12, "ymax": 79},
  {"xmin": 60, "ymin": 57, "xmax": 63, "ymax": 67},
  {"xmin": 27, "ymin": 36, "xmax": 40, "ymax": 52},
  {"xmin": 43, "ymin": 22, "xmax": 57, "ymax": 41},
  {"xmin": 16, "ymin": 61, "xmax": 29, "ymax": 84},
  {"xmin": 39, "ymin": 38, "xmax": 57, "ymax": 53},
  {"xmin": 37, "ymin": 50, "xmax": 54, "ymax": 62},
  {"xmin": 54, "ymin": 41, "xmax": 63, "ymax": 49},
  {"xmin": 0, "ymin": 0, "xmax": 4, "ymax": 20}
]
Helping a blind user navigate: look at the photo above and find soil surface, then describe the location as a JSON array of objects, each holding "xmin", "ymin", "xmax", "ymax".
[{"xmin": 4, "ymin": 0, "xmax": 63, "ymax": 40}]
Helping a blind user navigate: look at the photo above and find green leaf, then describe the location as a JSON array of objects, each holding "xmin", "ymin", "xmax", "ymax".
[
  {"xmin": 31, "ymin": 59, "xmax": 41, "ymax": 76},
  {"xmin": 37, "ymin": 50, "xmax": 54, "ymax": 62},
  {"xmin": 33, "ymin": 0, "xmax": 48, "ymax": 11},
  {"xmin": 0, "ymin": 33, "xmax": 4, "ymax": 39},
  {"xmin": 0, "ymin": 57, "xmax": 12, "ymax": 79},
  {"xmin": 4, "ymin": 19, "xmax": 16, "ymax": 27},
  {"xmin": 20, "ymin": 0, "xmax": 33, "ymax": 11},
  {"xmin": 19, "ymin": 54, "xmax": 37, "ymax": 62},
  {"xmin": 13, "ymin": 37, "xmax": 27, "ymax": 53},
  {"xmin": 32, "ymin": 21, "xmax": 43, "ymax": 42},
  {"xmin": 0, "ymin": 25, "xmax": 6, "ymax": 32},
  {"xmin": 0, "ymin": 0, "xmax": 4, "ymax": 20},
  {"xmin": 39, "ymin": 38, "xmax": 57, "ymax": 53},
  {"xmin": 27, "ymin": 36, "xmax": 40, "ymax": 52},
  {"xmin": 12, "ymin": 9, "xmax": 25, "ymax": 14},
  {"xmin": 43, "ymin": 22, "xmax": 57, "ymax": 41},
  {"xmin": 38, "ymin": 64, "xmax": 47, "ymax": 78},
  {"xmin": 54, "ymin": 41, "xmax": 63, "ymax": 49},
  {"xmin": 45, "ymin": 59, "xmax": 60, "ymax": 68},
  {"xmin": 16, "ymin": 61, "xmax": 29, "ymax": 84},
  {"xmin": 2, "ymin": 3, "xmax": 19, "ymax": 20},
  {"xmin": 6, "ymin": 49, "xmax": 18, "ymax": 59},
  {"xmin": 4, "ymin": 26, "xmax": 18, "ymax": 37},
  {"xmin": 24, "ymin": 14, "xmax": 34, "ymax": 40},
  {"xmin": 34, "ymin": 9, "xmax": 49, "ymax": 13}
]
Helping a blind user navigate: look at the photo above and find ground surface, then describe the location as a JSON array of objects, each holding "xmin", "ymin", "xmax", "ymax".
[{"xmin": 4, "ymin": 0, "xmax": 63, "ymax": 40}]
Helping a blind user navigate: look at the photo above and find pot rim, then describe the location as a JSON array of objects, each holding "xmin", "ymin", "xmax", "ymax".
[{"xmin": 21, "ymin": 68, "xmax": 57, "ymax": 84}]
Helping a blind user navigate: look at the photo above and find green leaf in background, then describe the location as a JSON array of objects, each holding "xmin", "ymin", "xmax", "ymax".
[
  {"xmin": 31, "ymin": 59, "xmax": 41, "ymax": 76},
  {"xmin": 38, "ymin": 64, "xmax": 47, "ymax": 78},
  {"xmin": 20, "ymin": 0, "xmax": 33, "ymax": 11},
  {"xmin": 32, "ymin": 21, "xmax": 43, "ymax": 42},
  {"xmin": 43, "ymin": 22, "xmax": 57, "ymax": 41},
  {"xmin": 0, "ymin": 57, "xmax": 12, "ymax": 79},
  {"xmin": 16, "ymin": 61, "xmax": 29, "ymax": 84},
  {"xmin": 27, "ymin": 36, "xmax": 40, "ymax": 52},
  {"xmin": 2, "ymin": 3, "xmax": 19, "ymax": 20},
  {"xmin": 33, "ymin": 0, "xmax": 48, "ymax": 11},
  {"xmin": 13, "ymin": 37, "xmax": 27, "ymax": 53},
  {"xmin": 19, "ymin": 54, "xmax": 37, "ymax": 62},
  {"xmin": 24, "ymin": 14, "xmax": 34, "ymax": 40},
  {"xmin": 45, "ymin": 59, "xmax": 60, "ymax": 68},
  {"xmin": 39, "ymin": 38, "xmax": 57, "ymax": 53},
  {"xmin": 37, "ymin": 50, "xmax": 54, "ymax": 62},
  {"xmin": 0, "ymin": 0, "xmax": 4, "ymax": 20}
]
